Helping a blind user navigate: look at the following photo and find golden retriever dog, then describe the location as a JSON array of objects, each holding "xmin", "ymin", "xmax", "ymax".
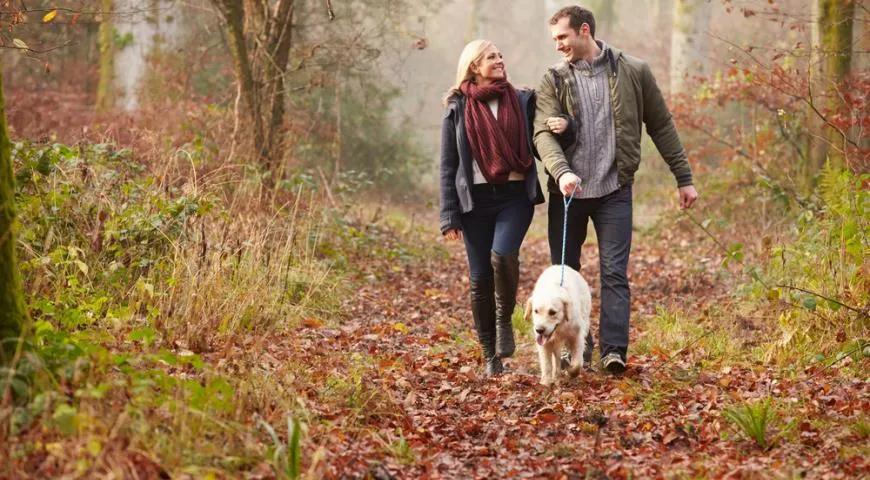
[{"xmin": 524, "ymin": 265, "xmax": 592, "ymax": 386}]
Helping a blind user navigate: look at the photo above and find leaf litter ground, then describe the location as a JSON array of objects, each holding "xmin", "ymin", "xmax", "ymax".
[{"xmin": 251, "ymin": 213, "xmax": 868, "ymax": 479}]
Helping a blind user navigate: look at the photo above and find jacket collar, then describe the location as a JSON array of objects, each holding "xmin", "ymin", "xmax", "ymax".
[{"xmin": 553, "ymin": 41, "xmax": 622, "ymax": 78}]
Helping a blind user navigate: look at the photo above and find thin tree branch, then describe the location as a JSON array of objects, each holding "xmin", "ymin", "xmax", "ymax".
[
  {"xmin": 688, "ymin": 125, "xmax": 816, "ymax": 209},
  {"xmin": 0, "ymin": 40, "xmax": 75, "ymax": 54},
  {"xmin": 775, "ymin": 284, "xmax": 867, "ymax": 317},
  {"xmin": 712, "ymin": 34, "xmax": 861, "ymax": 150}
]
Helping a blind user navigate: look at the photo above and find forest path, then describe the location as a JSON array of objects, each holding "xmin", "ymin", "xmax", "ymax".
[{"xmin": 261, "ymin": 209, "xmax": 866, "ymax": 479}]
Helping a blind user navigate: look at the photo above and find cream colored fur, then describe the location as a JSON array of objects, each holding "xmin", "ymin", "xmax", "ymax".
[{"xmin": 524, "ymin": 265, "xmax": 592, "ymax": 386}]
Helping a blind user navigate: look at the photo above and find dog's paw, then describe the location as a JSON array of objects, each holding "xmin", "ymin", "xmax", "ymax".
[
  {"xmin": 567, "ymin": 364, "xmax": 582, "ymax": 378},
  {"xmin": 539, "ymin": 376, "xmax": 554, "ymax": 387}
]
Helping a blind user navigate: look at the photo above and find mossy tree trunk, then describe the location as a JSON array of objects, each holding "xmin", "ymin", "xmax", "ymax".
[
  {"xmin": 808, "ymin": 0, "xmax": 856, "ymax": 176},
  {"xmin": 96, "ymin": 0, "xmax": 115, "ymax": 112},
  {"xmin": 0, "ymin": 62, "xmax": 27, "ymax": 363}
]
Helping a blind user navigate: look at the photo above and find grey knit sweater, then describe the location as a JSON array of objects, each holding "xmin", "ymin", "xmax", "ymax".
[{"xmin": 568, "ymin": 43, "xmax": 618, "ymax": 199}]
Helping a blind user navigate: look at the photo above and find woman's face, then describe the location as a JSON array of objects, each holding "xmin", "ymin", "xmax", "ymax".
[{"xmin": 471, "ymin": 45, "xmax": 505, "ymax": 85}]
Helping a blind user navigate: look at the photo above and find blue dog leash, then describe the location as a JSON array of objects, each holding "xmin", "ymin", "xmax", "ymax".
[{"xmin": 560, "ymin": 183, "xmax": 580, "ymax": 286}]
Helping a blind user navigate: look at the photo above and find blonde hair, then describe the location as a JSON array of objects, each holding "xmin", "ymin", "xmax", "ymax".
[{"xmin": 442, "ymin": 39, "xmax": 496, "ymax": 105}]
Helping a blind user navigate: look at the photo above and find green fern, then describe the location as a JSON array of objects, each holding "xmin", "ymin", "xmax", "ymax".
[{"xmin": 723, "ymin": 398, "xmax": 776, "ymax": 449}]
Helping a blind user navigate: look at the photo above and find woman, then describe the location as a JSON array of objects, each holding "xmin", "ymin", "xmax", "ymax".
[{"xmin": 439, "ymin": 40, "xmax": 548, "ymax": 377}]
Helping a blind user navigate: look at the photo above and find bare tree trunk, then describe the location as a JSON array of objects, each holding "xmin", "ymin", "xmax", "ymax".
[
  {"xmin": 114, "ymin": 0, "xmax": 179, "ymax": 111},
  {"xmin": 96, "ymin": 0, "xmax": 115, "ymax": 112},
  {"xmin": 0, "ymin": 62, "xmax": 27, "ymax": 362},
  {"xmin": 334, "ymin": 77, "xmax": 342, "ymax": 179},
  {"xmin": 808, "ymin": 0, "xmax": 856, "ymax": 173},
  {"xmin": 213, "ymin": 0, "xmax": 294, "ymax": 174},
  {"xmin": 654, "ymin": 0, "xmax": 675, "ymax": 93},
  {"xmin": 852, "ymin": 2, "xmax": 869, "ymax": 153},
  {"xmin": 466, "ymin": 0, "xmax": 486, "ymax": 42},
  {"xmin": 214, "ymin": 0, "xmax": 264, "ymax": 163},
  {"xmin": 259, "ymin": 0, "xmax": 295, "ymax": 174},
  {"xmin": 853, "ymin": 2, "xmax": 869, "ymax": 73},
  {"xmin": 670, "ymin": 0, "xmax": 711, "ymax": 94}
]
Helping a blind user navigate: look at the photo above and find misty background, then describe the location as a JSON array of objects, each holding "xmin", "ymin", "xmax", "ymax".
[{"xmin": 2, "ymin": 0, "xmax": 867, "ymax": 191}]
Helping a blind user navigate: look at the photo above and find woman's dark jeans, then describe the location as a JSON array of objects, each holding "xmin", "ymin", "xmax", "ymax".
[
  {"xmin": 460, "ymin": 181, "xmax": 534, "ymax": 281},
  {"xmin": 548, "ymin": 186, "xmax": 632, "ymax": 360}
]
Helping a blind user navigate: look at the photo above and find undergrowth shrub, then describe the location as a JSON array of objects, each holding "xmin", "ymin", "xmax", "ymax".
[
  {"xmin": 4, "ymin": 138, "xmax": 422, "ymax": 476},
  {"xmin": 747, "ymin": 166, "xmax": 868, "ymax": 360},
  {"xmin": 656, "ymin": 60, "xmax": 869, "ymax": 365},
  {"xmin": 12, "ymin": 141, "xmax": 348, "ymax": 347}
]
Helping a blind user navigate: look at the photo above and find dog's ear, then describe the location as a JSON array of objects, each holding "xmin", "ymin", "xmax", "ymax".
[{"xmin": 523, "ymin": 297, "xmax": 532, "ymax": 322}]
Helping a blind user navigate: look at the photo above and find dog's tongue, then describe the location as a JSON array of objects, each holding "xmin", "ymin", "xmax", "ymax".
[{"xmin": 536, "ymin": 334, "xmax": 546, "ymax": 346}]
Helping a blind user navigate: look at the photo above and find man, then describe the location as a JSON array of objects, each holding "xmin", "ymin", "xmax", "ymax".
[{"xmin": 534, "ymin": 5, "xmax": 698, "ymax": 375}]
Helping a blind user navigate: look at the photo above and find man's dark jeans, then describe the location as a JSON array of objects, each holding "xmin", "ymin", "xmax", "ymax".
[
  {"xmin": 547, "ymin": 187, "xmax": 632, "ymax": 359},
  {"xmin": 460, "ymin": 181, "xmax": 534, "ymax": 281}
]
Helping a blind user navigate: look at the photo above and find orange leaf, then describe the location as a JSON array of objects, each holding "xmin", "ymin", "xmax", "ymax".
[
  {"xmin": 43, "ymin": 10, "xmax": 58, "ymax": 23},
  {"xmin": 301, "ymin": 318, "xmax": 323, "ymax": 328},
  {"xmin": 536, "ymin": 412, "xmax": 559, "ymax": 424}
]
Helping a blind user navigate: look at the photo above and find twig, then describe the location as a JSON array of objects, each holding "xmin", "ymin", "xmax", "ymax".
[
  {"xmin": 315, "ymin": 166, "xmax": 337, "ymax": 209},
  {"xmin": 683, "ymin": 210, "xmax": 864, "ymax": 319},
  {"xmin": 681, "ymin": 210, "xmax": 743, "ymax": 271},
  {"xmin": 712, "ymin": 34, "xmax": 860, "ymax": 150},
  {"xmin": 688, "ymin": 125, "xmax": 815, "ymax": 210},
  {"xmin": 647, "ymin": 330, "xmax": 715, "ymax": 375},
  {"xmin": 325, "ymin": 0, "xmax": 334, "ymax": 20},
  {"xmin": 0, "ymin": 40, "xmax": 75, "ymax": 54},
  {"xmin": 808, "ymin": 343, "xmax": 866, "ymax": 380},
  {"xmin": 775, "ymin": 284, "xmax": 867, "ymax": 318},
  {"xmin": 227, "ymin": 81, "xmax": 242, "ymax": 162}
]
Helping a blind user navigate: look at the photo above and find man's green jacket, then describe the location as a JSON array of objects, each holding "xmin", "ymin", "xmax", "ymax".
[{"xmin": 534, "ymin": 44, "xmax": 693, "ymax": 191}]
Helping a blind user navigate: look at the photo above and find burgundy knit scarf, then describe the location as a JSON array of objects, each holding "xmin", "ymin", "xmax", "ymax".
[{"xmin": 460, "ymin": 80, "xmax": 533, "ymax": 184}]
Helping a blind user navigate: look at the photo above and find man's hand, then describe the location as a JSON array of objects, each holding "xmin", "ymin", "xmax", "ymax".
[
  {"xmin": 444, "ymin": 228, "xmax": 462, "ymax": 241},
  {"xmin": 546, "ymin": 117, "xmax": 568, "ymax": 134},
  {"xmin": 558, "ymin": 172, "xmax": 582, "ymax": 197},
  {"xmin": 679, "ymin": 185, "xmax": 698, "ymax": 209}
]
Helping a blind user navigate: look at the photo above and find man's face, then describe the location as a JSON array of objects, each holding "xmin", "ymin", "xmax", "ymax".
[{"xmin": 550, "ymin": 17, "xmax": 585, "ymax": 63}]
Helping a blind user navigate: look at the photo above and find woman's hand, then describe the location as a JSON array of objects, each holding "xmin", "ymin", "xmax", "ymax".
[
  {"xmin": 444, "ymin": 228, "xmax": 462, "ymax": 241},
  {"xmin": 546, "ymin": 117, "xmax": 568, "ymax": 134}
]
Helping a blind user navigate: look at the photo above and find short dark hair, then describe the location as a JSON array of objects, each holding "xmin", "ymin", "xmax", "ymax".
[{"xmin": 549, "ymin": 5, "xmax": 596, "ymax": 39}]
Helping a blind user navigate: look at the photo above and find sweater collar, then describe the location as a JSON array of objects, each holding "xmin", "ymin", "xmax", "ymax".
[{"xmin": 570, "ymin": 40, "xmax": 610, "ymax": 72}]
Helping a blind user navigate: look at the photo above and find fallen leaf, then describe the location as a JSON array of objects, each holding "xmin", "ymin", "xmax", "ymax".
[
  {"xmin": 458, "ymin": 388, "xmax": 471, "ymax": 403},
  {"xmin": 301, "ymin": 318, "xmax": 323, "ymax": 328}
]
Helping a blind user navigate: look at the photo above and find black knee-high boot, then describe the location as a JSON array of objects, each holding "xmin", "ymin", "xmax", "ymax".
[
  {"xmin": 492, "ymin": 252, "xmax": 519, "ymax": 358},
  {"xmin": 470, "ymin": 277, "xmax": 503, "ymax": 376}
]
